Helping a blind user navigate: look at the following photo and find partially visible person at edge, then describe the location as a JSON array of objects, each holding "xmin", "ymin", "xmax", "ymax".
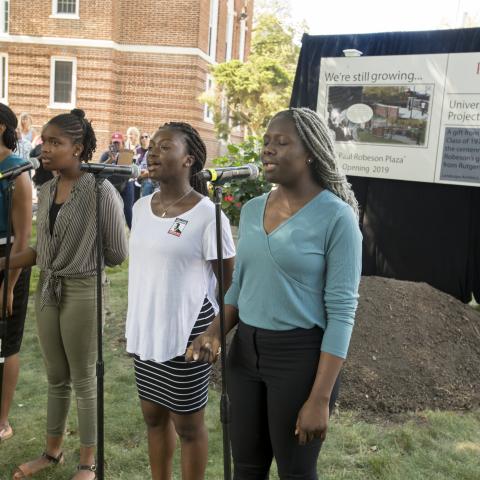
[
  {"xmin": 125, "ymin": 122, "xmax": 235, "ymax": 480},
  {"xmin": 187, "ymin": 107, "xmax": 362, "ymax": 480},
  {"xmin": 1, "ymin": 109, "xmax": 128, "ymax": 479},
  {"xmin": 18, "ymin": 113, "xmax": 37, "ymax": 144},
  {"xmin": 0, "ymin": 104, "xmax": 32, "ymax": 445},
  {"xmin": 99, "ymin": 132, "xmax": 134, "ymax": 229}
]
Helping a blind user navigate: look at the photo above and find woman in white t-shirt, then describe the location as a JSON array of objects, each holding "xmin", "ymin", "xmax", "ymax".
[{"xmin": 126, "ymin": 122, "xmax": 235, "ymax": 479}]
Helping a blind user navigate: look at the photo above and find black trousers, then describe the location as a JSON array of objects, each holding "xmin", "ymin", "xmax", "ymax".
[
  {"xmin": 227, "ymin": 321, "xmax": 339, "ymax": 480},
  {"xmin": 0, "ymin": 244, "xmax": 31, "ymax": 357}
]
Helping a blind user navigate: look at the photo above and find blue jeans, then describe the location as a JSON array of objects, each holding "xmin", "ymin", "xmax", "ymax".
[
  {"xmin": 141, "ymin": 179, "xmax": 156, "ymax": 197},
  {"xmin": 120, "ymin": 181, "xmax": 134, "ymax": 230}
]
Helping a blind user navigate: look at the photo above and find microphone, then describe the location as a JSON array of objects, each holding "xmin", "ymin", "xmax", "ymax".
[
  {"xmin": 0, "ymin": 158, "xmax": 40, "ymax": 180},
  {"xmin": 79, "ymin": 162, "xmax": 141, "ymax": 179},
  {"xmin": 197, "ymin": 164, "xmax": 259, "ymax": 184}
]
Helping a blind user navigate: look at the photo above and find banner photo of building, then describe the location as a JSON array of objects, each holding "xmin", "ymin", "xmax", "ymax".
[{"xmin": 317, "ymin": 52, "xmax": 480, "ymax": 187}]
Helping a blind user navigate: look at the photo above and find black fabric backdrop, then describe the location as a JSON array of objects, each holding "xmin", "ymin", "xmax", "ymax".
[{"xmin": 290, "ymin": 28, "xmax": 480, "ymax": 302}]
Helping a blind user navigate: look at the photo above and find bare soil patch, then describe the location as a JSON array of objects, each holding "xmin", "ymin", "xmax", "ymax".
[
  {"xmin": 341, "ymin": 276, "xmax": 480, "ymax": 416},
  {"xmin": 212, "ymin": 276, "xmax": 480, "ymax": 419}
]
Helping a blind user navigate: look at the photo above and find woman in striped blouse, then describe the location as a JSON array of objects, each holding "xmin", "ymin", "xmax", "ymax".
[{"xmin": 1, "ymin": 109, "xmax": 128, "ymax": 479}]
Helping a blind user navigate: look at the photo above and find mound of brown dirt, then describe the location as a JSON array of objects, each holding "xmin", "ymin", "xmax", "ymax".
[
  {"xmin": 212, "ymin": 276, "xmax": 480, "ymax": 417},
  {"xmin": 341, "ymin": 276, "xmax": 480, "ymax": 414}
]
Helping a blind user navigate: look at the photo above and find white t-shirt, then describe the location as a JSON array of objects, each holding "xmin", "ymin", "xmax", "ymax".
[{"xmin": 126, "ymin": 194, "xmax": 236, "ymax": 362}]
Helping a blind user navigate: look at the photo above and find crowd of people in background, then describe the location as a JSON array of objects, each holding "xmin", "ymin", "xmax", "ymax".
[
  {"xmin": 10, "ymin": 113, "xmax": 158, "ymax": 230},
  {"xmin": 98, "ymin": 129, "xmax": 156, "ymax": 229}
]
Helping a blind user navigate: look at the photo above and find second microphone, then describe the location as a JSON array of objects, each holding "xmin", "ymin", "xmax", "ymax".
[
  {"xmin": 79, "ymin": 162, "xmax": 141, "ymax": 178},
  {"xmin": 196, "ymin": 164, "xmax": 259, "ymax": 184}
]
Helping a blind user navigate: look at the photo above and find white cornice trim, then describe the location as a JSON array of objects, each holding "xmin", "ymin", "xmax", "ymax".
[{"xmin": 0, "ymin": 34, "xmax": 215, "ymax": 64}]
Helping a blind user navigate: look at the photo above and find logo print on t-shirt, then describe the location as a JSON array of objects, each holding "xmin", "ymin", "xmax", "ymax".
[{"xmin": 168, "ymin": 218, "xmax": 188, "ymax": 237}]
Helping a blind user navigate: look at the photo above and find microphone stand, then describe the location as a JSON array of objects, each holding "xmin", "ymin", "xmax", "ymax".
[
  {"xmin": 213, "ymin": 184, "xmax": 232, "ymax": 480},
  {"xmin": 94, "ymin": 174, "xmax": 106, "ymax": 480},
  {"xmin": 87, "ymin": 169, "xmax": 132, "ymax": 479},
  {"xmin": 0, "ymin": 175, "xmax": 19, "ymax": 430}
]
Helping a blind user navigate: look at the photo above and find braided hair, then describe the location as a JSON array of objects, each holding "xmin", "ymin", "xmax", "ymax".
[
  {"xmin": 0, "ymin": 103, "xmax": 19, "ymax": 151},
  {"xmin": 274, "ymin": 108, "xmax": 359, "ymax": 217},
  {"xmin": 46, "ymin": 108, "xmax": 97, "ymax": 162},
  {"xmin": 160, "ymin": 122, "xmax": 208, "ymax": 195}
]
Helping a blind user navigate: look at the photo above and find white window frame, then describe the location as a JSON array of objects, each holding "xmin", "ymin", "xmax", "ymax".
[
  {"xmin": 0, "ymin": 0, "xmax": 9, "ymax": 34},
  {"xmin": 49, "ymin": 56, "xmax": 77, "ymax": 109},
  {"xmin": 208, "ymin": 0, "xmax": 219, "ymax": 61},
  {"xmin": 225, "ymin": 0, "xmax": 234, "ymax": 61},
  {"xmin": 51, "ymin": 0, "xmax": 80, "ymax": 19},
  {"xmin": 0, "ymin": 53, "xmax": 8, "ymax": 104},
  {"xmin": 204, "ymin": 74, "xmax": 214, "ymax": 123}
]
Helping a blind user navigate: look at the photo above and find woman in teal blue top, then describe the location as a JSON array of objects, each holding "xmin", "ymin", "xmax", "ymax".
[
  {"xmin": 187, "ymin": 108, "xmax": 362, "ymax": 479},
  {"xmin": 0, "ymin": 104, "xmax": 32, "ymax": 443}
]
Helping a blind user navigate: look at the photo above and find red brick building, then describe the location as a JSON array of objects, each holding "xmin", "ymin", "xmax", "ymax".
[{"xmin": 0, "ymin": 0, "xmax": 253, "ymax": 157}]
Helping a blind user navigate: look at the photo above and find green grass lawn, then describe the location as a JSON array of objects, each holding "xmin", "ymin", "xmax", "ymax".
[{"xmin": 2, "ymin": 261, "xmax": 480, "ymax": 479}]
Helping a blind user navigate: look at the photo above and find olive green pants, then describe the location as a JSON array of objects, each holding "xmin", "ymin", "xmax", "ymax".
[{"xmin": 35, "ymin": 275, "xmax": 103, "ymax": 447}]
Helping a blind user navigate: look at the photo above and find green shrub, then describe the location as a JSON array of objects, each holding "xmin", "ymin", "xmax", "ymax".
[{"xmin": 212, "ymin": 136, "xmax": 271, "ymax": 226}]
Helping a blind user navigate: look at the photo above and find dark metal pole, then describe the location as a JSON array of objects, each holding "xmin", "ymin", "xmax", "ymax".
[
  {"xmin": 0, "ymin": 179, "xmax": 15, "ymax": 417},
  {"xmin": 95, "ymin": 178, "xmax": 105, "ymax": 480},
  {"xmin": 213, "ymin": 185, "xmax": 232, "ymax": 480}
]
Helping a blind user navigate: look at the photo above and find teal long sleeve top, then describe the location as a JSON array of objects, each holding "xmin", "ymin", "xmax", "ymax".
[{"xmin": 224, "ymin": 190, "xmax": 362, "ymax": 359}]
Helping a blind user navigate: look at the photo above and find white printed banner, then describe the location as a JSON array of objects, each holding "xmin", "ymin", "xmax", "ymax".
[{"xmin": 317, "ymin": 52, "xmax": 480, "ymax": 186}]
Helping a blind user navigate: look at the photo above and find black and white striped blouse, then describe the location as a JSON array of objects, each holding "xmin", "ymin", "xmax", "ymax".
[{"xmin": 34, "ymin": 173, "xmax": 128, "ymax": 308}]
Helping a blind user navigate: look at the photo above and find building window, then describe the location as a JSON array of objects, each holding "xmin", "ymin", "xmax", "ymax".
[
  {"xmin": 1, "ymin": 0, "xmax": 9, "ymax": 34},
  {"xmin": 204, "ymin": 75, "xmax": 214, "ymax": 123},
  {"xmin": 50, "ymin": 57, "xmax": 76, "ymax": 109},
  {"xmin": 52, "ymin": 0, "xmax": 79, "ymax": 18},
  {"xmin": 208, "ymin": 0, "xmax": 219, "ymax": 61},
  {"xmin": 0, "ymin": 54, "xmax": 7, "ymax": 104},
  {"xmin": 225, "ymin": 0, "xmax": 234, "ymax": 61}
]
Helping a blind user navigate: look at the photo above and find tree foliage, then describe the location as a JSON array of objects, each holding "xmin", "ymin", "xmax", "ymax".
[
  {"xmin": 203, "ymin": 2, "xmax": 303, "ymax": 139},
  {"xmin": 212, "ymin": 136, "xmax": 271, "ymax": 226}
]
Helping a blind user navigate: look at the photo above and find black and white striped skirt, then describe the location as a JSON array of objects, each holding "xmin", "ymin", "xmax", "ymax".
[{"xmin": 133, "ymin": 298, "xmax": 215, "ymax": 414}]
